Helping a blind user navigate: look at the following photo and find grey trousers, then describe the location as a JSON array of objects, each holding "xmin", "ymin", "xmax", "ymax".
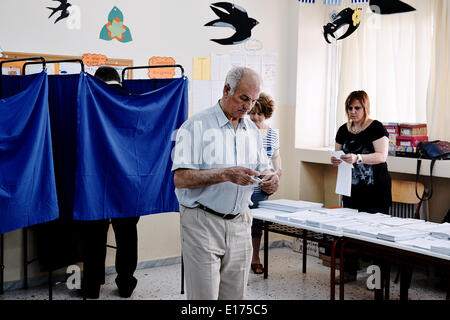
[{"xmin": 180, "ymin": 205, "xmax": 253, "ymax": 300}]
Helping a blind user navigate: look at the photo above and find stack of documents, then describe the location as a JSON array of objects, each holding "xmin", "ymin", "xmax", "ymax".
[
  {"xmin": 404, "ymin": 221, "xmax": 441, "ymax": 234},
  {"xmin": 343, "ymin": 224, "xmax": 391, "ymax": 238},
  {"xmin": 275, "ymin": 210, "xmax": 325, "ymax": 225},
  {"xmin": 321, "ymin": 220, "xmax": 366, "ymax": 232},
  {"xmin": 305, "ymin": 215, "xmax": 348, "ymax": 228},
  {"xmin": 377, "ymin": 228, "xmax": 428, "ymax": 242},
  {"xmin": 258, "ymin": 199, "xmax": 323, "ymax": 212},
  {"xmin": 274, "ymin": 211, "xmax": 310, "ymax": 223},
  {"xmin": 379, "ymin": 217, "xmax": 425, "ymax": 228},
  {"xmin": 429, "ymin": 223, "xmax": 450, "ymax": 240},
  {"xmin": 398, "ymin": 236, "xmax": 441, "ymax": 250},
  {"xmin": 312, "ymin": 208, "xmax": 358, "ymax": 215},
  {"xmin": 430, "ymin": 240, "xmax": 450, "ymax": 256}
]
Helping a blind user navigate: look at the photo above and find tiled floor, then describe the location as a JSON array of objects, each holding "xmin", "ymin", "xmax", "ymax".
[{"xmin": 0, "ymin": 247, "xmax": 447, "ymax": 300}]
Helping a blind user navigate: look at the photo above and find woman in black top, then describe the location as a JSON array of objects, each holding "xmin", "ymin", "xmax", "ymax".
[
  {"xmin": 331, "ymin": 90, "xmax": 392, "ymax": 281},
  {"xmin": 331, "ymin": 90, "xmax": 392, "ymax": 214}
]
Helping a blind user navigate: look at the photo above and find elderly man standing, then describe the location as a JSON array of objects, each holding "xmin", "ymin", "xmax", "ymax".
[{"xmin": 172, "ymin": 67, "xmax": 279, "ymax": 300}]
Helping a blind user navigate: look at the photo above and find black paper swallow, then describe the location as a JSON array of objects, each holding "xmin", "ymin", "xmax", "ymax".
[
  {"xmin": 47, "ymin": 0, "xmax": 72, "ymax": 24},
  {"xmin": 323, "ymin": 7, "xmax": 361, "ymax": 44},
  {"xmin": 369, "ymin": 0, "xmax": 416, "ymax": 15},
  {"xmin": 204, "ymin": 2, "xmax": 259, "ymax": 45}
]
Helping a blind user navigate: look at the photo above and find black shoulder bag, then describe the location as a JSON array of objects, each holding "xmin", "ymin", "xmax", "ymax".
[{"xmin": 415, "ymin": 140, "xmax": 450, "ymax": 201}]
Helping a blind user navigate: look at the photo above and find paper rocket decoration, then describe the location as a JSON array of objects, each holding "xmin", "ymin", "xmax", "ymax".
[
  {"xmin": 99, "ymin": 7, "xmax": 132, "ymax": 43},
  {"xmin": 47, "ymin": 0, "xmax": 72, "ymax": 24},
  {"xmin": 369, "ymin": 0, "xmax": 416, "ymax": 15},
  {"xmin": 323, "ymin": 7, "xmax": 362, "ymax": 43},
  {"xmin": 204, "ymin": 2, "xmax": 259, "ymax": 45}
]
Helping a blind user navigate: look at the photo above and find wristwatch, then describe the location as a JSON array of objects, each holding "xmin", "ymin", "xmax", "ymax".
[{"xmin": 356, "ymin": 154, "xmax": 363, "ymax": 164}]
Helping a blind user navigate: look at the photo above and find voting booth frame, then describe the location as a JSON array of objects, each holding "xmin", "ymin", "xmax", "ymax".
[{"xmin": 0, "ymin": 54, "xmax": 185, "ymax": 300}]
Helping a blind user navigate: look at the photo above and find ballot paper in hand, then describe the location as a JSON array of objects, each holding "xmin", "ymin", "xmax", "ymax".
[{"xmin": 330, "ymin": 150, "xmax": 353, "ymax": 197}]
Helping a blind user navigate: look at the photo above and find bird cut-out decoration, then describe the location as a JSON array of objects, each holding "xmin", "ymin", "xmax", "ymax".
[
  {"xmin": 47, "ymin": 0, "xmax": 72, "ymax": 24},
  {"xmin": 323, "ymin": 7, "xmax": 362, "ymax": 44},
  {"xmin": 369, "ymin": 0, "xmax": 416, "ymax": 15},
  {"xmin": 204, "ymin": 2, "xmax": 259, "ymax": 45}
]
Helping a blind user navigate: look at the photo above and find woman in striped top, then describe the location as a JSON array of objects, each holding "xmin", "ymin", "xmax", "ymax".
[{"xmin": 248, "ymin": 92, "xmax": 282, "ymax": 275}]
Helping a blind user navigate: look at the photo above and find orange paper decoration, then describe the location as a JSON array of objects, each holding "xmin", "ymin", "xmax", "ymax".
[
  {"xmin": 148, "ymin": 57, "xmax": 176, "ymax": 79},
  {"xmin": 82, "ymin": 54, "xmax": 108, "ymax": 66}
]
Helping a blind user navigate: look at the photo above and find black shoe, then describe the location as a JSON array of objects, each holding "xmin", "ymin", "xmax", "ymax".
[
  {"xmin": 115, "ymin": 277, "xmax": 138, "ymax": 298},
  {"xmin": 79, "ymin": 285, "xmax": 100, "ymax": 299}
]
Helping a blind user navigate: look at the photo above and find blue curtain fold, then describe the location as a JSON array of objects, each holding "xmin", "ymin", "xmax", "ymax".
[
  {"xmin": 74, "ymin": 74, "xmax": 188, "ymax": 220},
  {"xmin": 0, "ymin": 71, "xmax": 59, "ymax": 234}
]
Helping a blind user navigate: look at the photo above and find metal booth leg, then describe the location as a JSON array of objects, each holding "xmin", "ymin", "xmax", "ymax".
[{"xmin": 1, "ymin": 234, "xmax": 4, "ymax": 294}]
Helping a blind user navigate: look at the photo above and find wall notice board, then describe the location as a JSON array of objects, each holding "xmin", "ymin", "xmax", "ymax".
[{"xmin": 0, "ymin": 51, "xmax": 133, "ymax": 79}]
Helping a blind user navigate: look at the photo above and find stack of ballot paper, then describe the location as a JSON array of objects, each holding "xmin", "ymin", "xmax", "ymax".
[
  {"xmin": 274, "ymin": 211, "xmax": 309, "ymax": 223},
  {"xmin": 251, "ymin": 207, "xmax": 285, "ymax": 221},
  {"xmin": 379, "ymin": 217, "xmax": 425, "ymax": 228},
  {"xmin": 429, "ymin": 223, "xmax": 450, "ymax": 240},
  {"xmin": 258, "ymin": 199, "xmax": 323, "ymax": 212},
  {"xmin": 404, "ymin": 221, "xmax": 441, "ymax": 234},
  {"xmin": 377, "ymin": 228, "xmax": 428, "ymax": 242},
  {"xmin": 430, "ymin": 239, "xmax": 450, "ymax": 256},
  {"xmin": 305, "ymin": 215, "xmax": 348, "ymax": 228},
  {"xmin": 321, "ymin": 220, "xmax": 366, "ymax": 232},
  {"xmin": 343, "ymin": 224, "xmax": 392, "ymax": 238},
  {"xmin": 398, "ymin": 236, "xmax": 444, "ymax": 251},
  {"xmin": 312, "ymin": 208, "xmax": 358, "ymax": 215},
  {"xmin": 275, "ymin": 210, "xmax": 325, "ymax": 225}
]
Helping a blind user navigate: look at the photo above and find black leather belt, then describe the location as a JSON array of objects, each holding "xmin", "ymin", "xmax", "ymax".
[{"xmin": 197, "ymin": 204, "xmax": 240, "ymax": 220}]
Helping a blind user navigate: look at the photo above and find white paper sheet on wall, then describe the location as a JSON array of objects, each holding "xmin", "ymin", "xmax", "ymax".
[{"xmin": 194, "ymin": 51, "xmax": 278, "ymax": 118}]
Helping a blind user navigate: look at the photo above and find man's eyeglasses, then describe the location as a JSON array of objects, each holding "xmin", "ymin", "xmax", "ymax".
[{"xmin": 347, "ymin": 106, "xmax": 362, "ymax": 111}]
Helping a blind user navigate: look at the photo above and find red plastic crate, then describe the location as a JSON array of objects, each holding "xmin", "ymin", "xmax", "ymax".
[{"xmin": 396, "ymin": 135, "xmax": 428, "ymax": 148}]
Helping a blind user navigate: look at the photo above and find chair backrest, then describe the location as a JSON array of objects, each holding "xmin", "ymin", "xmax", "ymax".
[
  {"xmin": 390, "ymin": 180, "xmax": 427, "ymax": 219},
  {"xmin": 391, "ymin": 180, "xmax": 424, "ymax": 204}
]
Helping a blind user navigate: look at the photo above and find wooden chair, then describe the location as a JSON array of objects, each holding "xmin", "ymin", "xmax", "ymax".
[
  {"xmin": 389, "ymin": 179, "xmax": 428, "ymax": 220},
  {"xmin": 389, "ymin": 179, "xmax": 429, "ymax": 300}
]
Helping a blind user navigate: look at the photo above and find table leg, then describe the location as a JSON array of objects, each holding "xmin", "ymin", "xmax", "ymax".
[
  {"xmin": 339, "ymin": 239, "xmax": 346, "ymax": 300},
  {"xmin": 330, "ymin": 239, "xmax": 339, "ymax": 301},
  {"xmin": 302, "ymin": 230, "xmax": 307, "ymax": 273}
]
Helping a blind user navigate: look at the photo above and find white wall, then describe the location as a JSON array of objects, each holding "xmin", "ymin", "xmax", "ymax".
[{"xmin": 0, "ymin": 0, "xmax": 300, "ymax": 283}]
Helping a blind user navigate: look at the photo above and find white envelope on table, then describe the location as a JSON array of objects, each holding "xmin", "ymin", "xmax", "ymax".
[{"xmin": 330, "ymin": 150, "xmax": 353, "ymax": 197}]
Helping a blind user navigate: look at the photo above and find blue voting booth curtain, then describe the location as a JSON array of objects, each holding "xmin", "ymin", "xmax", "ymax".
[
  {"xmin": 46, "ymin": 74, "xmax": 81, "ymax": 220},
  {"xmin": 0, "ymin": 72, "xmax": 59, "ymax": 234},
  {"xmin": 74, "ymin": 74, "xmax": 188, "ymax": 220}
]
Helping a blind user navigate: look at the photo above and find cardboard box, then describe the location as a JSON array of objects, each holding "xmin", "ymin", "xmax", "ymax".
[
  {"xmin": 396, "ymin": 135, "xmax": 428, "ymax": 148},
  {"xmin": 398, "ymin": 123, "xmax": 427, "ymax": 136},
  {"xmin": 319, "ymin": 253, "xmax": 340, "ymax": 268},
  {"xmin": 293, "ymin": 238, "xmax": 319, "ymax": 257}
]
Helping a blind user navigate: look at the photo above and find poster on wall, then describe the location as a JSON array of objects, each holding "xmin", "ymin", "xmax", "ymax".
[
  {"xmin": 99, "ymin": 6, "xmax": 133, "ymax": 43},
  {"xmin": 192, "ymin": 51, "xmax": 278, "ymax": 127},
  {"xmin": 204, "ymin": 2, "xmax": 259, "ymax": 45}
]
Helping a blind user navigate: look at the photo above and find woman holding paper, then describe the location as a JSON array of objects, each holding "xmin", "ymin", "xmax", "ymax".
[
  {"xmin": 331, "ymin": 90, "xmax": 392, "ymax": 281},
  {"xmin": 248, "ymin": 93, "xmax": 282, "ymax": 274},
  {"xmin": 331, "ymin": 90, "xmax": 392, "ymax": 213}
]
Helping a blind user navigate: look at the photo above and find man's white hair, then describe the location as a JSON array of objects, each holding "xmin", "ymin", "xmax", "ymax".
[{"xmin": 224, "ymin": 67, "xmax": 260, "ymax": 95}]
